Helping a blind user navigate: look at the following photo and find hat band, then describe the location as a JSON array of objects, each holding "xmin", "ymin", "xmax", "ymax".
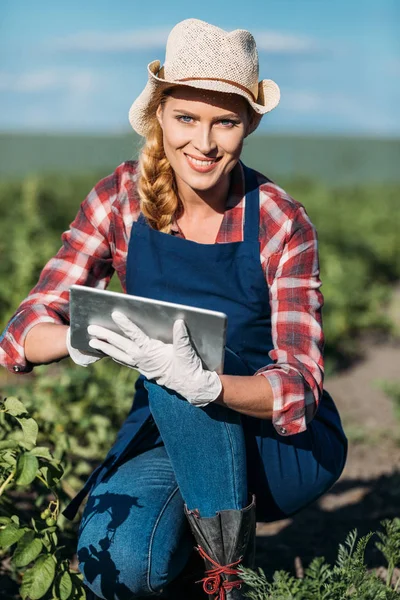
[{"xmin": 175, "ymin": 77, "xmax": 257, "ymax": 103}]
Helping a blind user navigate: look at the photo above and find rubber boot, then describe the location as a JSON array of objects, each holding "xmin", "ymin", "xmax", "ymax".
[
  {"xmin": 163, "ymin": 546, "xmax": 206, "ymax": 599},
  {"xmin": 184, "ymin": 495, "xmax": 256, "ymax": 599}
]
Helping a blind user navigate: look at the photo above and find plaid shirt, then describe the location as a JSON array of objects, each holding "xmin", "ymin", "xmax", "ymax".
[{"xmin": 0, "ymin": 160, "xmax": 324, "ymax": 436}]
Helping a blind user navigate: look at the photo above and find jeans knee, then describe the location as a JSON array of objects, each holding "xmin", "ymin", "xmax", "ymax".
[{"xmin": 78, "ymin": 537, "xmax": 168, "ymax": 598}]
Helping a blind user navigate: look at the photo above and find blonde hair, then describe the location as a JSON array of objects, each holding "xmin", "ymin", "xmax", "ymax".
[{"xmin": 137, "ymin": 94, "xmax": 179, "ymax": 234}]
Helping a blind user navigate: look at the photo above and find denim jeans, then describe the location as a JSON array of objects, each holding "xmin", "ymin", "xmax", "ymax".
[{"xmin": 77, "ymin": 383, "xmax": 346, "ymax": 598}]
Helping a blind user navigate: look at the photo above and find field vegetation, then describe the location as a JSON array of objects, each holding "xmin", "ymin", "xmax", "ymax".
[
  {"xmin": 1, "ymin": 171, "xmax": 399, "ymax": 370},
  {"xmin": 0, "ymin": 168, "xmax": 399, "ymax": 597},
  {"xmin": 1, "ymin": 133, "xmax": 400, "ymax": 186}
]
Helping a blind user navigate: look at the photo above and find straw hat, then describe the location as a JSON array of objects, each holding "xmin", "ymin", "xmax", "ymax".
[{"xmin": 129, "ymin": 18, "xmax": 280, "ymax": 136}]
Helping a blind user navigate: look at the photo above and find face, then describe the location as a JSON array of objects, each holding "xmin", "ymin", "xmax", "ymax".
[{"xmin": 156, "ymin": 86, "xmax": 250, "ymax": 194}]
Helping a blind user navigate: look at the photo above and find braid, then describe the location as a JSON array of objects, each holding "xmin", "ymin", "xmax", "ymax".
[{"xmin": 137, "ymin": 111, "xmax": 179, "ymax": 234}]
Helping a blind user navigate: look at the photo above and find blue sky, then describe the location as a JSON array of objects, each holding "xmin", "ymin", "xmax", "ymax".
[{"xmin": 1, "ymin": 0, "xmax": 399, "ymax": 136}]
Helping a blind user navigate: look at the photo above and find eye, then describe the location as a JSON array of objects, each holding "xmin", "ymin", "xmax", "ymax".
[
  {"xmin": 176, "ymin": 115, "xmax": 193, "ymax": 124},
  {"xmin": 218, "ymin": 119, "xmax": 239, "ymax": 128}
]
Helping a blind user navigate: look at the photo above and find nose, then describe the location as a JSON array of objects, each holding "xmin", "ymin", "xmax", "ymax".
[{"xmin": 192, "ymin": 123, "xmax": 217, "ymax": 155}]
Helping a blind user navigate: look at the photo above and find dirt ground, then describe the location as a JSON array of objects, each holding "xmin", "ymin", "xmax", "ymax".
[
  {"xmin": 1, "ymin": 293, "xmax": 400, "ymax": 595},
  {"xmin": 256, "ymin": 289, "xmax": 400, "ymax": 576}
]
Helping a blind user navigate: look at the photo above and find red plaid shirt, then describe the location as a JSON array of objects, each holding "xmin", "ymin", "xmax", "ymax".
[{"xmin": 0, "ymin": 160, "xmax": 324, "ymax": 436}]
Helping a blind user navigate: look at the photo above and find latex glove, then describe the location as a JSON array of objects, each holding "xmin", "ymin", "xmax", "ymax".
[
  {"xmin": 88, "ymin": 312, "xmax": 173, "ymax": 381},
  {"xmin": 88, "ymin": 312, "xmax": 222, "ymax": 406},
  {"xmin": 66, "ymin": 327, "xmax": 102, "ymax": 367}
]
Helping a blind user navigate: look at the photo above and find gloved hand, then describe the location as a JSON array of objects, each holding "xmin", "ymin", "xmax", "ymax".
[
  {"xmin": 66, "ymin": 327, "xmax": 102, "ymax": 367},
  {"xmin": 87, "ymin": 311, "xmax": 222, "ymax": 407}
]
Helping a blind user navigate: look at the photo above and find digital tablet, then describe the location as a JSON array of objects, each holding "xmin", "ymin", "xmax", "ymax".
[{"xmin": 69, "ymin": 285, "xmax": 227, "ymax": 373}]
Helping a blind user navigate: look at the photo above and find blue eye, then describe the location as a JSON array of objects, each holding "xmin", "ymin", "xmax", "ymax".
[
  {"xmin": 220, "ymin": 120, "xmax": 237, "ymax": 127},
  {"xmin": 177, "ymin": 115, "xmax": 193, "ymax": 123},
  {"xmin": 176, "ymin": 115, "xmax": 239, "ymax": 127}
]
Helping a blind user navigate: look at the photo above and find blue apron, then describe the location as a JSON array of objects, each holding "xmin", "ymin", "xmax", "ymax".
[{"xmin": 63, "ymin": 163, "xmax": 346, "ymax": 522}]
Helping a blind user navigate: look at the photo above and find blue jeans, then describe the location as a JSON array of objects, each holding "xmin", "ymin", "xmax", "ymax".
[{"xmin": 77, "ymin": 382, "xmax": 346, "ymax": 598}]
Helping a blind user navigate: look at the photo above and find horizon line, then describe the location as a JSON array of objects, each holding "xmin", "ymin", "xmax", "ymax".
[{"xmin": 0, "ymin": 130, "xmax": 399, "ymax": 142}]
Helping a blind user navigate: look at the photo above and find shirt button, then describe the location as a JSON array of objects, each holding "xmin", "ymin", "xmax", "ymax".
[
  {"xmin": 279, "ymin": 426, "xmax": 287, "ymax": 435},
  {"xmin": 13, "ymin": 365, "xmax": 21, "ymax": 373}
]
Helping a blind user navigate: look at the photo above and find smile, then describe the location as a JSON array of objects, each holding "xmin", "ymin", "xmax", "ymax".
[{"xmin": 185, "ymin": 154, "xmax": 221, "ymax": 173}]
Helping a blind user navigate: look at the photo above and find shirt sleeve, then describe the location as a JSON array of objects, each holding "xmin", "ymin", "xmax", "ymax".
[
  {"xmin": 0, "ymin": 175, "xmax": 116, "ymax": 375},
  {"xmin": 257, "ymin": 204, "xmax": 325, "ymax": 436}
]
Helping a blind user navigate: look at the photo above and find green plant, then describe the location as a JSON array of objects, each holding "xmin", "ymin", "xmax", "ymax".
[
  {"xmin": 379, "ymin": 381, "xmax": 400, "ymax": 423},
  {"xmin": 2, "ymin": 360, "xmax": 136, "ymax": 493},
  {"xmin": 240, "ymin": 521, "xmax": 400, "ymax": 599},
  {"xmin": 1, "ymin": 174, "xmax": 400, "ymax": 369},
  {"xmin": 2, "ymin": 389, "xmax": 400, "ymax": 599},
  {"xmin": 1, "ymin": 360, "xmax": 137, "ymax": 598},
  {"xmin": 0, "ymin": 396, "xmax": 86, "ymax": 599},
  {"xmin": 1, "ymin": 169, "xmax": 400, "ymax": 599}
]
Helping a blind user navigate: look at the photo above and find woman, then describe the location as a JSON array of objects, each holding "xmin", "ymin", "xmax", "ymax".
[{"xmin": 0, "ymin": 18, "xmax": 347, "ymax": 600}]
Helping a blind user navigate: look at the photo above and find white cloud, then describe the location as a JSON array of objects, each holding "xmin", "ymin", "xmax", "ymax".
[
  {"xmin": 284, "ymin": 89, "xmax": 361, "ymax": 117},
  {"xmin": 253, "ymin": 30, "xmax": 320, "ymax": 54},
  {"xmin": 53, "ymin": 28, "xmax": 170, "ymax": 52},
  {"xmin": 0, "ymin": 68, "xmax": 98, "ymax": 94},
  {"xmin": 284, "ymin": 88, "xmax": 359, "ymax": 115},
  {"xmin": 283, "ymin": 89, "xmax": 393, "ymax": 133},
  {"xmin": 284, "ymin": 91, "xmax": 323, "ymax": 112},
  {"xmin": 51, "ymin": 27, "xmax": 319, "ymax": 55}
]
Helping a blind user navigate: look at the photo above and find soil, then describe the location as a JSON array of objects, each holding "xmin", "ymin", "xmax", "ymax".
[
  {"xmin": 1, "ymin": 291, "xmax": 400, "ymax": 596},
  {"xmin": 255, "ymin": 287, "xmax": 400, "ymax": 577}
]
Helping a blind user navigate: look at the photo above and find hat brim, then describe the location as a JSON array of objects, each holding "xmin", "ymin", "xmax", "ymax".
[{"xmin": 129, "ymin": 60, "xmax": 280, "ymax": 137}]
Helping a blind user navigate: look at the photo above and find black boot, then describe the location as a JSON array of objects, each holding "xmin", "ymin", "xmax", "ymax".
[
  {"xmin": 184, "ymin": 495, "xmax": 256, "ymax": 599},
  {"xmin": 163, "ymin": 546, "xmax": 206, "ymax": 599}
]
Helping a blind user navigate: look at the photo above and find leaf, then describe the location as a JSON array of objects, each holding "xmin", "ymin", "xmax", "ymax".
[
  {"xmin": 12, "ymin": 531, "xmax": 43, "ymax": 567},
  {"xmin": 31, "ymin": 446, "xmax": 53, "ymax": 460},
  {"xmin": 0, "ymin": 516, "xmax": 12, "ymax": 525},
  {"xmin": 0, "ymin": 523, "xmax": 26, "ymax": 549},
  {"xmin": 15, "ymin": 417, "xmax": 38, "ymax": 449},
  {"xmin": 56, "ymin": 571, "xmax": 73, "ymax": 600},
  {"xmin": 70, "ymin": 573, "xmax": 86, "ymax": 600},
  {"xmin": 20, "ymin": 554, "xmax": 56, "ymax": 600},
  {"xmin": 0, "ymin": 450, "xmax": 17, "ymax": 466},
  {"xmin": 3, "ymin": 396, "xmax": 28, "ymax": 416},
  {"xmin": 42, "ymin": 535, "xmax": 51, "ymax": 552},
  {"xmin": 15, "ymin": 452, "xmax": 39, "ymax": 486},
  {"xmin": 0, "ymin": 439, "xmax": 19, "ymax": 450},
  {"xmin": 39, "ymin": 462, "xmax": 64, "ymax": 487}
]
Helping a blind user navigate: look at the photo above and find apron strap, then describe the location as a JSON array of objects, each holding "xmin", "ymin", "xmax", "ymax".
[{"xmin": 241, "ymin": 162, "xmax": 260, "ymax": 242}]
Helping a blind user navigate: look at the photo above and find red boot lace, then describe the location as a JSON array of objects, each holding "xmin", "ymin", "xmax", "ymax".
[{"xmin": 195, "ymin": 545, "xmax": 244, "ymax": 599}]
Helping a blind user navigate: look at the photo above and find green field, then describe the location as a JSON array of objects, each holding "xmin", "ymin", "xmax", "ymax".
[
  {"xmin": 1, "ymin": 170, "xmax": 399, "ymax": 371},
  {"xmin": 1, "ymin": 132, "xmax": 400, "ymax": 185},
  {"xmin": 1, "ymin": 143, "xmax": 400, "ymax": 598}
]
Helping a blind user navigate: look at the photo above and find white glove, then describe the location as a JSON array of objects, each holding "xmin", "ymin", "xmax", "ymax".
[
  {"xmin": 66, "ymin": 327, "xmax": 102, "ymax": 367},
  {"xmin": 87, "ymin": 311, "xmax": 222, "ymax": 407}
]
